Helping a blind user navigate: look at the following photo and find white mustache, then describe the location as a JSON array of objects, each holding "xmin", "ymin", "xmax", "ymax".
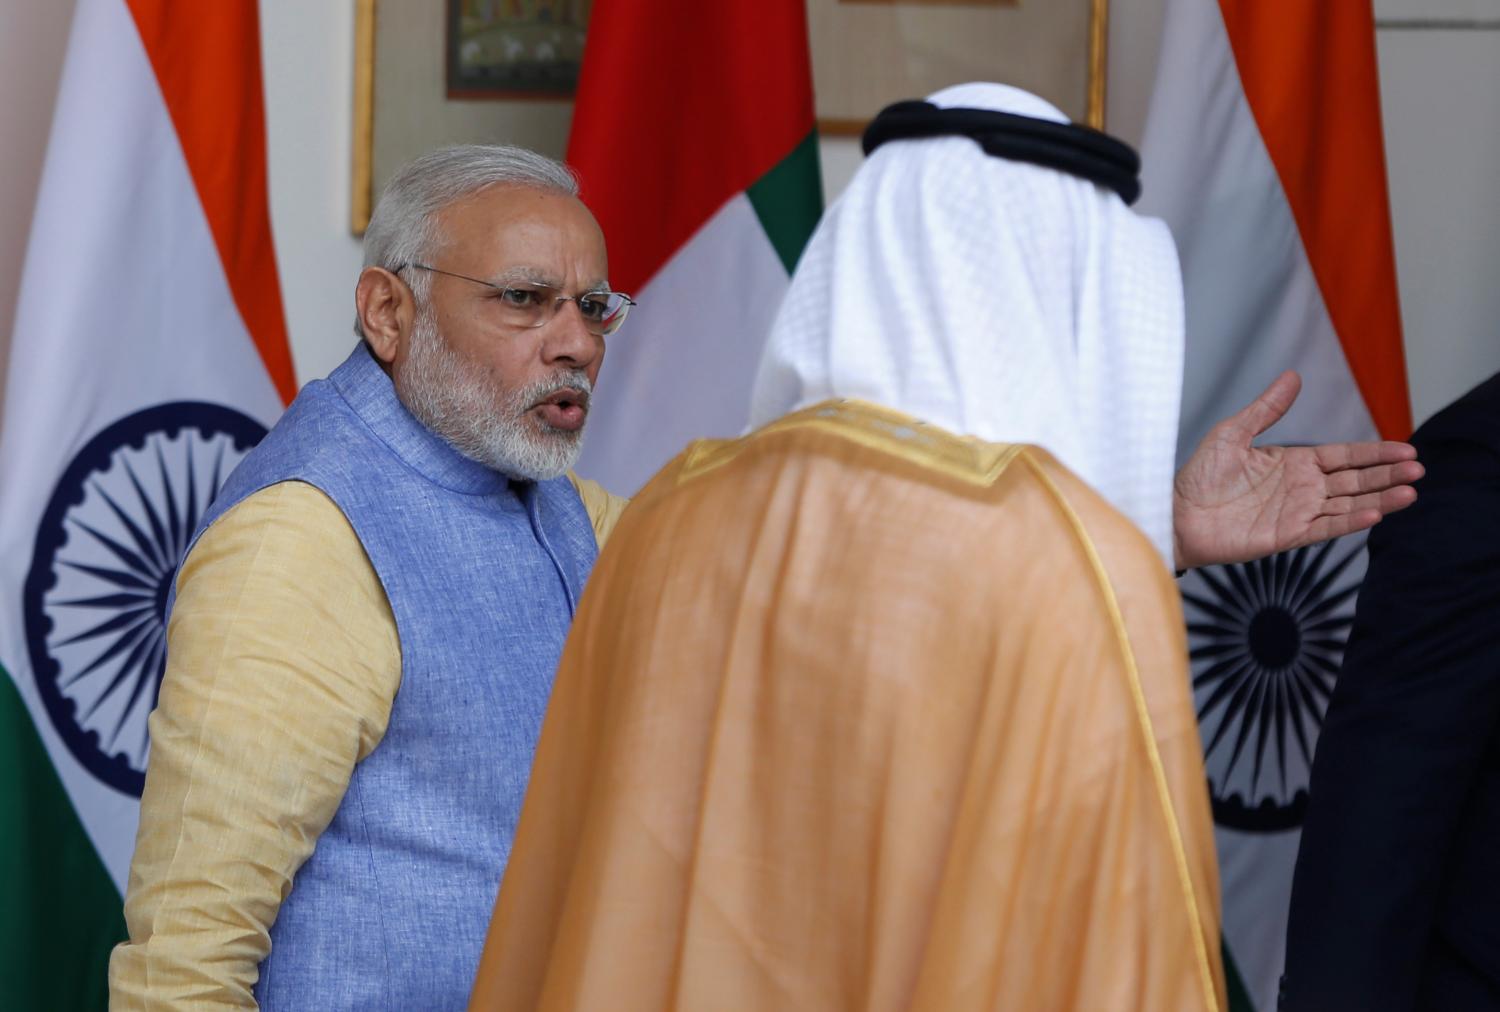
[{"xmin": 522, "ymin": 372, "xmax": 593, "ymax": 412}]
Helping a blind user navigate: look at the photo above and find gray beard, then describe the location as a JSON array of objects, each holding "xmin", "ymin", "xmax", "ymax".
[{"xmin": 392, "ymin": 309, "xmax": 590, "ymax": 481}]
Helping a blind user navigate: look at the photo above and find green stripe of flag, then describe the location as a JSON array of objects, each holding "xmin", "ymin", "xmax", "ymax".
[
  {"xmin": 746, "ymin": 130, "xmax": 823, "ymax": 275},
  {"xmin": 0, "ymin": 666, "xmax": 125, "ymax": 1011}
]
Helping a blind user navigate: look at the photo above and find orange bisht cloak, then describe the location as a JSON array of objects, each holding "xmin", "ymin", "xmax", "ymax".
[{"xmin": 470, "ymin": 400, "xmax": 1225, "ymax": 1011}]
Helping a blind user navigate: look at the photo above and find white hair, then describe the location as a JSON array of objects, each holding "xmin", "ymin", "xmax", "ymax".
[{"xmin": 355, "ymin": 144, "xmax": 579, "ymax": 337}]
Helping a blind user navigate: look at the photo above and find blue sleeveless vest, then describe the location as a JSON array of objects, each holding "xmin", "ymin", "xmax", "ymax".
[{"xmin": 185, "ymin": 344, "xmax": 598, "ymax": 1010}]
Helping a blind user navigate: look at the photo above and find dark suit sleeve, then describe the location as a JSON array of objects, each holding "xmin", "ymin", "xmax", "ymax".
[{"xmin": 1282, "ymin": 429, "xmax": 1500, "ymax": 1011}]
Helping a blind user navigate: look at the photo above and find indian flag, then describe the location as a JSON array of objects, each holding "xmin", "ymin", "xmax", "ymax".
[
  {"xmin": 0, "ymin": 1, "xmax": 293, "ymax": 1006},
  {"xmin": 568, "ymin": 0, "xmax": 822, "ymax": 494},
  {"xmin": 1138, "ymin": 1, "xmax": 1412, "ymax": 1008}
]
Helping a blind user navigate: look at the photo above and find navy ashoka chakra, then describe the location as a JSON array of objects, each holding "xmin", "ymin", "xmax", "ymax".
[
  {"xmin": 23, "ymin": 402, "xmax": 266, "ymax": 796},
  {"xmin": 1181, "ymin": 534, "xmax": 1367, "ymax": 833}
]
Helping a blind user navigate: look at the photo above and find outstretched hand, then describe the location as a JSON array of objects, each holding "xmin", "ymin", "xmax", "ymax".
[{"xmin": 1172, "ymin": 371, "xmax": 1423, "ymax": 572}]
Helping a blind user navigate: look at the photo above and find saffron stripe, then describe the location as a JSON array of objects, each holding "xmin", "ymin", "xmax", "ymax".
[
  {"xmin": 123, "ymin": 0, "xmax": 297, "ymax": 404},
  {"xmin": 1218, "ymin": 0, "xmax": 1413, "ymax": 439}
]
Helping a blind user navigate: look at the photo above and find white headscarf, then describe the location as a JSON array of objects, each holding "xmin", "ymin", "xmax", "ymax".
[{"xmin": 749, "ymin": 82, "xmax": 1185, "ymax": 563}]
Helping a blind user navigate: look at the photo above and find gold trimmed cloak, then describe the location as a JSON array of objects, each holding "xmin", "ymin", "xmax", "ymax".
[{"xmin": 471, "ymin": 400, "xmax": 1225, "ymax": 1011}]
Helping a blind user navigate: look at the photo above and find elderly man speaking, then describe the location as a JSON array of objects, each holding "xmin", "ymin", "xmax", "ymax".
[
  {"xmin": 468, "ymin": 85, "xmax": 1420, "ymax": 1011},
  {"xmin": 109, "ymin": 146, "xmax": 629, "ymax": 1009}
]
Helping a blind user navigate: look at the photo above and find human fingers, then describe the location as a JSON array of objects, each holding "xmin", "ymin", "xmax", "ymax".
[
  {"xmin": 1313, "ymin": 439, "xmax": 1419, "ymax": 472},
  {"xmin": 1304, "ymin": 508, "xmax": 1385, "ymax": 544},
  {"xmin": 1324, "ymin": 459, "xmax": 1425, "ymax": 498},
  {"xmin": 1229, "ymin": 370, "xmax": 1302, "ymax": 440},
  {"xmin": 1318, "ymin": 485, "xmax": 1418, "ymax": 518}
]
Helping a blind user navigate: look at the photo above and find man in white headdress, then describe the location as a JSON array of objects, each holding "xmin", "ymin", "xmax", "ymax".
[{"xmin": 467, "ymin": 84, "xmax": 1419, "ymax": 1011}]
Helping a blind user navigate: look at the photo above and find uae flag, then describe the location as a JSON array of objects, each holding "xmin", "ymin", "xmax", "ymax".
[
  {"xmin": 1138, "ymin": 1, "xmax": 1412, "ymax": 1008},
  {"xmin": 0, "ymin": 1, "xmax": 293, "ymax": 1006},
  {"xmin": 569, "ymin": 0, "xmax": 822, "ymax": 494}
]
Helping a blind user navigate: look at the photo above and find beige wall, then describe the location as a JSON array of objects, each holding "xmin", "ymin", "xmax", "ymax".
[{"xmin": 1373, "ymin": 1, "xmax": 1500, "ymax": 427}]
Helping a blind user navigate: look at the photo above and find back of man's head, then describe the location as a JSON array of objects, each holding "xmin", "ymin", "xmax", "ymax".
[
  {"xmin": 750, "ymin": 82, "xmax": 1185, "ymax": 562},
  {"xmin": 355, "ymin": 145, "xmax": 579, "ymax": 337}
]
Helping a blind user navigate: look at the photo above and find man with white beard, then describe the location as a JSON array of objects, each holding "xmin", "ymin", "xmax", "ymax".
[{"xmin": 109, "ymin": 146, "xmax": 631, "ymax": 1011}]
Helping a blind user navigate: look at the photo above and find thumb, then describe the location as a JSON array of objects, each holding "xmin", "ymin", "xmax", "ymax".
[{"xmin": 1231, "ymin": 370, "xmax": 1301, "ymax": 439}]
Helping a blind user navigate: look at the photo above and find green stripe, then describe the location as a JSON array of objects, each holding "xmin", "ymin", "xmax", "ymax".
[
  {"xmin": 746, "ymin": 129, "xmax": 824, "ymax": 275},
  {"xmin": 0, "ymin": 666, "xmax": 125, "ymax": 1011},
  {"xmin": 1223, "ymin": 937, "xmax": 1256, "ymax": 1012}
]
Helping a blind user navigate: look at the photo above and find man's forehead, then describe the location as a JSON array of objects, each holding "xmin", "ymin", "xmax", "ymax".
[{"xmin": 434, "ymin": 187, "xmax": 607, "ymax": 283}]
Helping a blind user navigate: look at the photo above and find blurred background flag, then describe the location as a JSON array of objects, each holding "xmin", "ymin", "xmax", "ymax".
[
  {"xmin": 569, "ymin": 0, "xmax": 822, "ymax": 494},
  {"xmin": 0, "ymin": 1, "xmax": 292, "ymax": 1006},
  {"xmin": 1137, "ymin": 1, "xmax": 1412, "ymax": 1008}
]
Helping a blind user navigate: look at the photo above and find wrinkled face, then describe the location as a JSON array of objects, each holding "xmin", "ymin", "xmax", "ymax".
[{"xmin": 366, "ymin": 183, "xmax": 609, "ymax": 480}]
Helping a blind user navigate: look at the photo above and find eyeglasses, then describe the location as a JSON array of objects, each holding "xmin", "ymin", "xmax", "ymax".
[{"xmin": 397, "ymin": 263, "xmax": 635, "ymax": 337}]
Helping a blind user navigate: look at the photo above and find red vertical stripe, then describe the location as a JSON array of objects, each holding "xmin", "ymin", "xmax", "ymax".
[
  {"xmin": 124, "ymin": 0, "xmax": 297, "ymax": 405},
  {"xmin": 1219, "ymin": 0, "xmax": 1412, "ymax": 440},
  {"xmin": 567, "ymin": 0, "xmax": 815, "ymax": 295}
]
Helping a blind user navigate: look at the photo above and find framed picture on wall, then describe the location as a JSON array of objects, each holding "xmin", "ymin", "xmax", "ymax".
[
  {"xmin": 445, "ymin": 0, "xmax": 592, "ymax": 98},
  {"xmin": 809, "ymin": 0, "xmax": 1108, "ymax": 134}
]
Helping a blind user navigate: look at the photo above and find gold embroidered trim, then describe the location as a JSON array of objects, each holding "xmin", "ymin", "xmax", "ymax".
[
  {"xmin": 677, "ymin": 400, "xmax": 1023, "ymax": 488},
  {"xmin": 1021, "ymin": 451, "xmax": 1222, "ymax": 1012}
]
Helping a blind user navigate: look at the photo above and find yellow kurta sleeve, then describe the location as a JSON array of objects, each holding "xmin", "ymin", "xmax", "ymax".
[
  {"xmin": 108, "ymin": 480, "xmax": 401, "ymax": 1010},
  {"xmin": 566, "ymin": 472, "xmax": 629, "ymax": 548}
]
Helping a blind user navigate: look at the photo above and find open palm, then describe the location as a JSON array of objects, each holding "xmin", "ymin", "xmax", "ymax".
[{"xmin": 1172, "ymin": 371, "xmax": 1423, "ymax": 571}]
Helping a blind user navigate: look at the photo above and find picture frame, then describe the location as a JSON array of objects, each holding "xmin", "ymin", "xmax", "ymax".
[{"xmin": 444, "ymin": 0, "xmax": 590, "ymax": 99}]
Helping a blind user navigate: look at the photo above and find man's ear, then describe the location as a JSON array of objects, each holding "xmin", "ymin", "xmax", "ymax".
[{"xmin": 356, "ymin": 267, "xmax": 414, "ymax": 365}]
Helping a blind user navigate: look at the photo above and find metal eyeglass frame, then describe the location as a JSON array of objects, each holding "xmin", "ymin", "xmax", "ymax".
[{"xmin": 395, "ymin": 262, "xmax": 636, "ymax": 336}]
